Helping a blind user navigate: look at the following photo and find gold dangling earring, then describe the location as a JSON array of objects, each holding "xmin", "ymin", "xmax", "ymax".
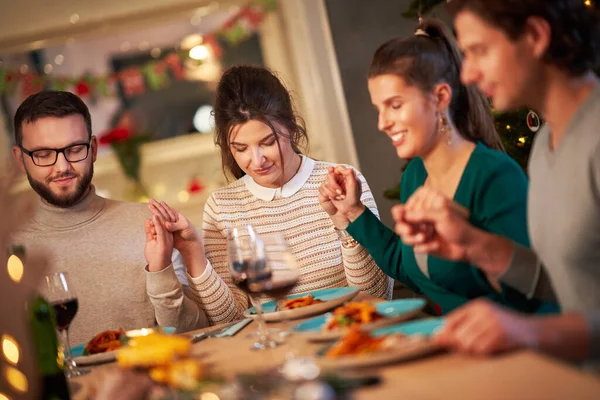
[{"xmin": 439, "ymin": 113, "xmax": 452, "ymax": 145}]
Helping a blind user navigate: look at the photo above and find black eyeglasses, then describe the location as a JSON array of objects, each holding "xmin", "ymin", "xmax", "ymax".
[{"xmin": 19, "ymin": 141, "xmax": 91, "ymax": 167}]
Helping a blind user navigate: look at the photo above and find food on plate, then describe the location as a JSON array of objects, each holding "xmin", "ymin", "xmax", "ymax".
[
  {"xmin": 117, "ymin": 333, "xmax": 191, "ymax": 368},
  {"xmin": 149, "ymin": 358, "xmax": 204, "ymax": 391},
  {"xmin": 325, "ymin": 328, "xmax": 386, "ymax": 358},
  {"xmin": 83, "ymin": 329, "xmax": 125, "ymax": 355},
  {"xmin": 279, "ymin": 294, "xmax": 324, "ymax": 310},
  {"xmin": 323, "ymin": 301, "xmax": 383, "ymax": 331},
  {"xmin": 116, "ymin": 333, "xmax": 204, "ymax": 390}
]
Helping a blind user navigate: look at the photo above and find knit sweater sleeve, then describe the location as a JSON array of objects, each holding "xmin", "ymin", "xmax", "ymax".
[
  {"xmin": 342, "ymin": 169, "xmax": 394, "ymax": 300},
  {"xmin": 145, "ymin": 264, "xmax": 209, "ymax": 332},
  {"xmin": 184, "ymin": 194, "xmax": 247, "ymax": 324}
]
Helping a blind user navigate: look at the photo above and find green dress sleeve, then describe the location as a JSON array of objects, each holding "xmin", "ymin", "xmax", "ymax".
[{"xmin": 346, "ymin": 160, "xmax": 423, "ymax": 294}]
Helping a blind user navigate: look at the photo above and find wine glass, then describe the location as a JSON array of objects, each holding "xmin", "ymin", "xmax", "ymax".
[
  {"xmin": 42, "ymin": 272, "xmax": 90, "ymax": 378},
  {"xmin": 228, "ymin": 225, "xmax": 280, "ymax": 350},
  {"xmin": 247, "ymin": 234, "xmax": 300, "ymax": 341}
]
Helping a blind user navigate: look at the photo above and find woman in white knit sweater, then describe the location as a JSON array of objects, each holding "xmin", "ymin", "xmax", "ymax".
[{"xmin": 148, "ymin": 65, "xmax": 393, "ymax": 325}]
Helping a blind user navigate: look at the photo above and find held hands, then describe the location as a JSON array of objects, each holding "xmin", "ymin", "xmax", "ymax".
[
  {"xmin": 147, "ymin": 199, "xmax": 202, "ymax": 256},
  {"xmin": 144, "ymin": 213, "xmax": 173, "ymax": 273},
  {"xmin": 392, "ymin": 186, "xmax": 472, "ymax": 261},
  {"xmin": 147, "ymin": 199, "xmax": 208, "ymax": 277},
  {"xmin": 318, "ymin": 166, "xmax": 365, "ymax": 229}
]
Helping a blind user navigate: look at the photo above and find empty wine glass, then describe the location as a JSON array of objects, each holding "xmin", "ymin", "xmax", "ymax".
[
  {"xmin": 42, "ymin": 272, "xmax": 90, "ymax": 378},
  {"xmin": 227, "ymin": 225, "xmax": 280, "ymax": 350}
]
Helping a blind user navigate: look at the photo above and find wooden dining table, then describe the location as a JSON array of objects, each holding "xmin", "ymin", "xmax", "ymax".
[{"xmin": 70, "ymin": 293, "xmax": 600, "ymax": 399}]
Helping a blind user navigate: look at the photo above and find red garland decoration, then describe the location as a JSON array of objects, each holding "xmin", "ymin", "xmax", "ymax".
[
  {"xmin": 75, "ymin": 81, "xmax": 91, "ymax": 97},
  {"xmin": 98, "ymin": 127, "xmax": 131, "ymax": 145},
  {"xmin": 204, "ymin": 34, "xmax": 223, "ymax": 59},
  {"xmin": 241, "ymin": 7, "xmax": 265, "ymax": 25},
  {"xmin": 119, "ymin": 68, "xmax": 146, "ymax": 98},
  {"xmin": 163, "ymin": 53, "xmax": 185, "ymax": 80},
  {"xmin": 187, "ymin": 177, "xmax": 205, "ymax": 194}
]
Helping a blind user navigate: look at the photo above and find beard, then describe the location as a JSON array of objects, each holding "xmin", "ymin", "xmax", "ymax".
[{"xmin": 27, "ymin": 164, "xmax": 94, "ymax": 208}]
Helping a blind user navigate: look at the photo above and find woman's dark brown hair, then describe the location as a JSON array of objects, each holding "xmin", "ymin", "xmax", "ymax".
[
  {"xmin": 213, "ymin": 65, "xmax": 308, "ymax": 181},
  {"xmin": 369, "ymin": 18, "xmax": 504, "ymax": 151},
  {"xmin": 447, "ymin": 0, "xmax": 600, "ymax": 76}
]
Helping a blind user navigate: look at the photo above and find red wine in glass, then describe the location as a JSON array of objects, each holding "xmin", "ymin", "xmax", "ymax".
[
  {"xmin": 249, "ymin": 276, "xmax": 297, "ymax": 300},
  {"xmin": 228, "ymin": 225, "xmax": 281, "ymax": 349},
  {"xmin": 51, "ymin": 298, "xmax": 79, "ymax": 331},
  {"xmin": 232, "ymin": 259, "xmax": 273, "ymax": 294},
  {"xmin": 42, "ymin": 272, "xmax": 89, "ymax": 378}
]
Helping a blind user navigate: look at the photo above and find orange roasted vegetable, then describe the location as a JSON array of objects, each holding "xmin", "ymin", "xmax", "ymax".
[{"xmin": 84, "ymin": 329, "xmax": 125, "ymax": 355}]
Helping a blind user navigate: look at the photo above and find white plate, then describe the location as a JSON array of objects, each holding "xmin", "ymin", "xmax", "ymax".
[
  {"xmin": 317, "ymin": 334, "xmax": 439, "ymax": 370},
  {"xmin": 243, "ymin": 287, "xmax": 360, "ymax": 322}
]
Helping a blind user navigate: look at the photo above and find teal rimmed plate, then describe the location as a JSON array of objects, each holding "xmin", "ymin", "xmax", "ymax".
[
  {"xmin": 243, "ymin": 287, "xmax": 360, "ymax": 322},
  {"xmin": 316, "ymin": 318, "xmax": 444, "ymax": 369},
  {"xmin": 293, "ymin": 298, "xmax": 426, "ymax": 342},
  {"xmin": 71, "ymin": 326, "xmax": 176, "ymax": 366}
]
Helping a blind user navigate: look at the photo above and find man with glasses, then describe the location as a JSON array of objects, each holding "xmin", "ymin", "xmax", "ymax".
[{"xmin": 11, "ymin": 91, "xmax": 208, "ymax": 346}]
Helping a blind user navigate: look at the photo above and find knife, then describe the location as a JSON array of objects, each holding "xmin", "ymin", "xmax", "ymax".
[
  {"xmin": 191, "ymin": 321, "xmax": 238, "ymax": 343},
  {"xmin": 191, "ymin": 318, "xmax": 252, "ymax": 343},
  {"xmin": 212, "ymin": 318, "xmax": 252, "ymax": 338}
]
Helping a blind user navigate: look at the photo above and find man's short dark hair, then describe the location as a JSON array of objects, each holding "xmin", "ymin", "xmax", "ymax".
[
  {"xmin": 448, "ymin": 0, "xmax": 600, "ymax": 76},
  {"xmin": 13, "ymin": 91, "xmax": 92, "ymax": 146}
]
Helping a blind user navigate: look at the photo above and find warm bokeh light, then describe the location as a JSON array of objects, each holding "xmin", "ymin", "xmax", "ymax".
[
  {"xmin": 518, "ymin": 137, "xmax": 526, "ymax": 144},
  {"xmin": 178, "ymin": 190, "xmax": 190, "ymax": 203},
  {"xmin": 2, "ymin": 335, "xmax": 20, "ymax": 365},
  {"xmin": 0, "ymin": 392, "xmax": 10, "ymax": 400},
  {"xmin": 153, "ymin": 184, "xmax": 166, "ymax": 198},
  {"xmin": 181, "ymin": 34, "xmax": 203, "ymax": 50},
  {"xmin": 7, "ymin": 255, "xmax": 24, "ymax": 283},
  {"xmin": 200, "ymin": 393, "xmax": 220, "ymax": 400},
  {"xmin": 584, "ymin": 0, "xmax": 592, "ymax": 7},
  {"xmin": 189, "ymin": 45, "xmax": 209, "ymax": 61},
  {"xmin": 4, "ymin": 366, "xmax": 28, "ymax": 393},
  {"xmin": 193, "ymin": 105, "xmax": 214, "ymax": 133}
]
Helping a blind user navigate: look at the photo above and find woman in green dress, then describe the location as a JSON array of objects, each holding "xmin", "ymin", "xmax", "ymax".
[{"xmin": 318, "ymin": 18, "xmax": 557, "ymax": 315}]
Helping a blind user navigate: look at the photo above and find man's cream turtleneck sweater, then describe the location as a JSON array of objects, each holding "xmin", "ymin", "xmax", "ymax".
[{"xmin": 12, "ymin": 186, "xmax": 208, "ymax": 346}]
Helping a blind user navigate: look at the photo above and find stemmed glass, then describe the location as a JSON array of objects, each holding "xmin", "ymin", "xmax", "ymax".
[
  {"xmin": 227, "ymin": 225, "xmax": 280, "ymax": 350},
  {"xmin": 248, "ymin": 233, "xmax": 300, "ymax": 353},
  {"xmin": 42, "ymin": 272, "xmax": 90, "ymax": 378}
]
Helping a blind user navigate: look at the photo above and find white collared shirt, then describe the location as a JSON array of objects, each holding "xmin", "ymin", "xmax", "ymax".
[{"xmin": 241, "ymin": 155, "xmax": 316, "ymax": 201}]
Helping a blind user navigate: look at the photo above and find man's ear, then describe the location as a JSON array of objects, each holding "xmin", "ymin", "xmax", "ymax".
[
  {"xmin": 12, "ymin": 146, "xmax": 26, "ymax": 173},
  {"xmin": 522, "ymin": 16, "xmax": 551, "ymax": 61},
  {"xmin": 90, "ymin": 136, "xmax": 98, "ymax": 163}
]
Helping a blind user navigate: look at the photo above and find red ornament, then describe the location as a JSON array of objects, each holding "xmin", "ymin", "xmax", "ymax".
[
  {"xmin": 526, "ymin": 110, "xmax": 541, "ymax": 132},
  {"xmin": 98, "ymin": 127, "xmax": 131, "ymax": 145},
  {"xmin": 187, "ymin": 177, "xmax": 204, "ymax": 194}
]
